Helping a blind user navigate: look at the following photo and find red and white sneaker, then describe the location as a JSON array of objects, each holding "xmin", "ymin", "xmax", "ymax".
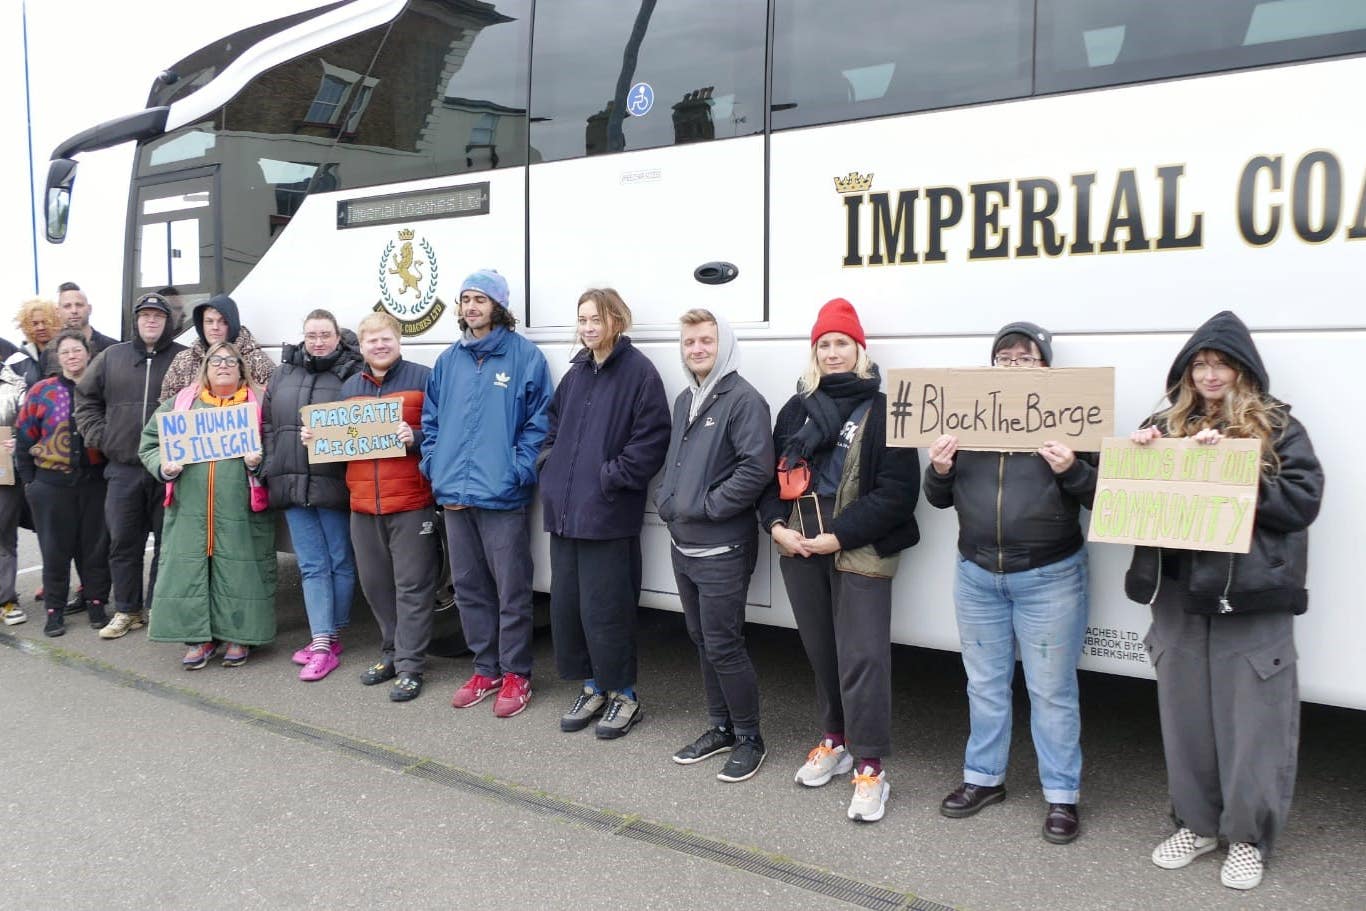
[
  {"xmin": 451, "ymin": 673, "xmax": 503, "ymax": 709},
  {"xmin": 493, "ymin": 673, "xmax": 532, "ymax": 718}
]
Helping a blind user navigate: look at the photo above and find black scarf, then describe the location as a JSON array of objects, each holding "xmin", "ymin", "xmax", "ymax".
[{"xmin": 782, "ymin": 366, "xmax": 880, "ymax": 464}]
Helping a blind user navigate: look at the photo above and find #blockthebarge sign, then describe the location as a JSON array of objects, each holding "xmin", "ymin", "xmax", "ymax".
[
  {"xmin": 158, "ymin": 402, "xmax": 261, "ymax": 466},
  {"xmin": 885, "ymin": 367, "xmax": 1114, "ymax": 451},
  {"xmin": 302, "ymin": 397, "xmax": 407, "ymax": 464},
  {"xmin": 1088, "ymin": 437, "xmax": 1261, "ymax": 553}
]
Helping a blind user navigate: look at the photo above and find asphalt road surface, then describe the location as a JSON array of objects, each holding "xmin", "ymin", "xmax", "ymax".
[{"xmin": 3, "ymin": 534, "xmax": 1364, "ymax": 910}]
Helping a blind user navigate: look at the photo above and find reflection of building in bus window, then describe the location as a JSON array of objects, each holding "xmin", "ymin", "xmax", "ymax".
[{"xmin": 672, "ymin": 86, "xmax": 716, "ymax": 144}]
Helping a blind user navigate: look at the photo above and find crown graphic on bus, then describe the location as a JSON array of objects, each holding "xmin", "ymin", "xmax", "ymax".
[{"xmin": 833, "ymin": 171, "xmax": 873, "ymax": 194}]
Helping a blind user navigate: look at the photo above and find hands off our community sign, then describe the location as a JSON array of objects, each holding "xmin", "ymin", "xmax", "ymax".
[
  {"xmin": 1088, "ymin": 437, "xmax": 1261, "ymax": 553},
  {"xmin": 159, "ymin": 403, "xmax": 261, "ymax": 466},
  {"xmin": 302, "ymin": 397, "xmax": 407, "ymax": 464}
]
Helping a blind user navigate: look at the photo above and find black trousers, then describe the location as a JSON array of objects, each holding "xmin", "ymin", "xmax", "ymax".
[
  {"xmin": 673, "ymin": 537, "xmax": 762, "ymax": 735},
  {"xmin": 550, "ymin": 534, "xmax": 641, "ymax": 692},
  {"xmin": 104, "ymin": 461, "xmax": 164, "ymax": 615},
  {"xmin": 781, "ymin": 553, "xmax": 893, "ymax": 760},
  {"xmin": 27, "ymin": 474, "xmax": 111, "ymax": 616}
]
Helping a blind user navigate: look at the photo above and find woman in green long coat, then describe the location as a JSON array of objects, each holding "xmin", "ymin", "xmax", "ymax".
[{"xmin": 140, "ymin": 341, "xmax": 276, "ymax": 669}]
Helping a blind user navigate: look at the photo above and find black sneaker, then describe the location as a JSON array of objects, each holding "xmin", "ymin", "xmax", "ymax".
[
  {"xmin": 360, "ymin": 660, "xmax": 397, "ymax": 686},
  {"xmin": 389, "ymin": 672, "xmax": 423, "ymax": 702},
  {"xmin": 43, "ymin": 608, "xmax": 65, "ymax": 638},
  {"xmin": 717, "ymin": 735, "xmax": 766, "ymax": 783},
  {"xmin": 672, "ymin": 727, "xmax": 736, "ymax": 765},
  {"xmin": 86, "ymin": 600, "xmax": 109, "ymax": 630},
  {"xmin": 64, "ymin": 591, "xmax": 86, "ymax": 616}
]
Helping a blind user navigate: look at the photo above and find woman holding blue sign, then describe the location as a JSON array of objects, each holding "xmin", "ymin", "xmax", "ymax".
[
  {"xmin": 1129, "ymin": 311, "xmax": 1323, "ymax": 891},
  {"xmin": 140, "ymin": 341, "xmax": 276, "ymax": 669},
  {"xmin": 262, "ymin": 309, "xmax": 362, "ymax": 683}
]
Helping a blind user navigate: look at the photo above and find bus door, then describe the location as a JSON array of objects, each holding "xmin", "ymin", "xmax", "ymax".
[
  {"xmin": 524, "ymin": 1, "xmax": 770, "ymax": 604},
  {"xmin": 126, "ymin": 167, "xmax": 220, "ymax": 337}
]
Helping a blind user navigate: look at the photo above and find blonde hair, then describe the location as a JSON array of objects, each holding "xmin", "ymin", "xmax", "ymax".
[
  {"xmin": 798, "ymin": 340, "xmax": 874, "ymax": 396},
  {"xmin": 577, "ymin": 288, "xmax": 632, "ymax": 351},
  {"xmin": 1161, "ymin": 348, "xmax": 1286, "ymax": 473},
  {"xmin": 14, "ymin": 299, "xmax": 61, "ymax": 345},
  {"xmin": 197, "ymin": 341, "xmax": 262, "ymax": 399},
  {"xmin": 357, "ymin": 311, "xmax": 401, "ymax": 340},
  {"xmin": 679, "ymin": 308, "xmax": 717, "ymax": 327}
]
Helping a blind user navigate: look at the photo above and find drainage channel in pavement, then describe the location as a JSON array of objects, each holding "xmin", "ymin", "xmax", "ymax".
[{"xmin": 2, "ymin": 632, "xmax": 954, "ymax": 911}]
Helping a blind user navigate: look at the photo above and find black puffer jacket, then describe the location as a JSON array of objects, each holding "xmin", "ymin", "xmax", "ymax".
[
  {"xmin": 1124, "ymin": 311, "xmax": 1324, "ymax": 615},
  {"xmin": 75, "ymin": 318, "xmax": 185, "ymax": 465},
  {"xmin": 261, "ymin": 333, "xmax": 363, "ymax": 511},
  {"xmin": 925, "ymin": 450, "xmax": 1095, "ymax": 573}
]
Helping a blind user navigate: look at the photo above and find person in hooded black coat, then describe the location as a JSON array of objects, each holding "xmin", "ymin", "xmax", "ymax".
[
  {"xmin": 1129, "ymin": 311, "xmax": 1323, "ymax": 891},
  {"xmin": 261, "ymin": 309, "xmax": 363, "ymax": 682}
]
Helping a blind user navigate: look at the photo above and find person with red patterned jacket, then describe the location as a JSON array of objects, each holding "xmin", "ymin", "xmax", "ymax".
[
  {"xmin": 310, "ymin": 312, "xmax": 438, "ymax": 703},
  {"xmin": 15, "ymin": 329, "xmax": 111, "ymax": 637}
]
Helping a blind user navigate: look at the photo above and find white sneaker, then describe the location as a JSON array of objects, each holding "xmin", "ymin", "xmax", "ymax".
[
  {"xmin": 794, "ymin": 741, "xmax": 853, "ymax": 788},
  {"xmin": 1151, "ymin": 827, "xmax": 1219, "ymax": 869},
  {"xmin": 98, "ymin": 611, "xmax": 144, "ymax": 640},
  {"xmin": 847, "ymin": 766, "xmax": 888, "ymax": 822},
  {"xmin": 1221, "ymin": 842, "xmax": 1264, "ymax": 890}
]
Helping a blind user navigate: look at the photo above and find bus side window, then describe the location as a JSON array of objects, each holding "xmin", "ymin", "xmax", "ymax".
[
  {"xmin": 1036, "ymin": 0, "xmax": 1366, "ymax": 93},
  {"xmin": 529, "ymin": 0, "xmax": 766, "ymax": 163},
  {"xmin": 771, "ymin": 0, "xmax": 1033, "ymax": 130}
]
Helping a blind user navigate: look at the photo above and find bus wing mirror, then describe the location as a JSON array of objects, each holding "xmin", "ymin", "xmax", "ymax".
[{"xmin": 44, "ymin": 158, "xmax": 77, "ymax": 243}]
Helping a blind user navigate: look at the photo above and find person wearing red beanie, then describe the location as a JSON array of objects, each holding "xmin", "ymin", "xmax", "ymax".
[{"xmin": 757, "ymin": 297, "xmax": 920, "ymax": 823}]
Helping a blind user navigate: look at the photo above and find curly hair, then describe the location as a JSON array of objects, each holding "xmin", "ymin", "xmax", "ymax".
[
  {"xmin": 1160, "ymin": 348, "xmax": 1287, "ymax": 474},
  {"xmin": 14, "ymin": 298, "xmax": 62, "ymax": 346}
]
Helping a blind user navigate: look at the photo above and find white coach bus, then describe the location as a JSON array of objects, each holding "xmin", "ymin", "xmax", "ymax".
[{"xmin": 42, "ymin": 0, "xmax": 1366, "ymax": 707}]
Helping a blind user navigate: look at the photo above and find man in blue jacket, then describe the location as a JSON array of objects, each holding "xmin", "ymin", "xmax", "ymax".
[{"xmin": 420, "ymin": 269, "xmax": 553, "ymax": 719}]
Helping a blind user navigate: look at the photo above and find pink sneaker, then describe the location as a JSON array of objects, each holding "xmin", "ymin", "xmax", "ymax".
[
  {"xmin": 451, "ymin": 673, "xmax": 502, "ymax": 709},
  {"xmin": 299, "ymin": 649, "xmax": 340, "ymax": 682},
  {"xmin": 493, "ymin": 673, "xmax": 532, "ymax": 718},
  {"xmin": 292, "ymin": 638, "xmax": 343, "ymax": 666}
]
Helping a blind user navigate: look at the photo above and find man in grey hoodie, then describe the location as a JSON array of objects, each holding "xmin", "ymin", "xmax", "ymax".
[{"xmin": 655, "ymin": 309, "xmax": 774, "ymax": 782}]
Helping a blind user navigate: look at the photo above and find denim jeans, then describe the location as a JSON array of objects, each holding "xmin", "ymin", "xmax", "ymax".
[
  {"xmin": 955, "ymin": 548, "xmax": 1088, "ymax": 804},
  {"xmin": 286, "ymin": 506, "xmax": 356, "ymax": 638}
]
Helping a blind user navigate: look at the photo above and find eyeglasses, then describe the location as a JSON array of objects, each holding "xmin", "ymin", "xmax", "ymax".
[
  {"xmin": 304, "ymin": 333, "xmax": 336, "ymax": 342},
  {"xmin": 994, "ymin": 354, "xmax": 1040, "ymax": 367},
  {"xmin": 207, "ymin": 355, "xmax": 240, "ymax": 366}
]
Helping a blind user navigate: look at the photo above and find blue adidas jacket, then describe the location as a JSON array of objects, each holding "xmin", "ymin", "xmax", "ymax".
[{"xmin": 419, "ymin": 327, "xmax": 553, "ymax": 509}]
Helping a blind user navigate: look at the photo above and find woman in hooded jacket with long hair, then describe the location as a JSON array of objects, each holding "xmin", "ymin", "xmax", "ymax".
[{"xmin": 1128, "ymin": 310, "xmax": 1323, "ymax": 891}]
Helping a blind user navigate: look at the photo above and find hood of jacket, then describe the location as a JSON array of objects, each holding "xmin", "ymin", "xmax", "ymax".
[
  {"xmin": 681, "ymin": 313, "xmax": 740, "ymax": 422},
  {"xmin": 1165, "ymin": 310, "xmax": 1269, "ymax": 396},
  {"xmin": 193, "ymin": 294, "xmax": 243, "ymax": 347}
]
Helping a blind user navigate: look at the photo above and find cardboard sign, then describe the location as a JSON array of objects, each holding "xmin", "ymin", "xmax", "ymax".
[
  {"xmin": 0, "ymin": 427, "xmax": 12, "ymax": 486},
  {"xmin": 159, "ymin": 402, "xmax": 261, "ymax": 466},
  {"xmin": 302, "ymin": 397, "xmax": 407, "ymax": 464},
  {"xmin": 886, "ymin": 367, "xmax": 1114, "ymax": 451},
  {"xmin": 1088, "ymin": 437, "xmax": 1261, "ymax": 553}
]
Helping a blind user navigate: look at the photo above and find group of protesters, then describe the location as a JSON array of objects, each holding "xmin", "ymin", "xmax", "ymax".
[{"xmin": 0, "ymin": 275, "xmax": 1321, "ymax": 891}]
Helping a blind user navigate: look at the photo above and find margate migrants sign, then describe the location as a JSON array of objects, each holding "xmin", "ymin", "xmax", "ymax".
[
  {"xmin": 302, "ymin": 397, "xmax": 407, "ymax": 464},
  {"xmin": 1088, "ymin": 437, "xmax": 1261, "ymax": 553},
  {"xmin": 159, "ymin": 403, "xmax": 261, "ymax": 465},
  {"xmin": 885, "ymin": 367, "xmax": 1114, "ymax": 451}
]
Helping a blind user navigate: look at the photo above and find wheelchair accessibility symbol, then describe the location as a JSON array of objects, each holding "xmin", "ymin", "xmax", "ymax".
[{"xmin": 626, "ymin": 82, "xmax": 654, "ymax": 117}]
